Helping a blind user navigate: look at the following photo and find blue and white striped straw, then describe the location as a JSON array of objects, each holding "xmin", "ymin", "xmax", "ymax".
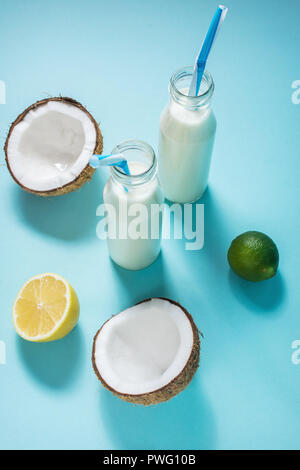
[
  {"xmin": 188, "ymin": 5, "xmax": 228, "ymax": 97},
  {"xmin": 90, "ymin": 153, "xmax": 130, "ymax": 175}
]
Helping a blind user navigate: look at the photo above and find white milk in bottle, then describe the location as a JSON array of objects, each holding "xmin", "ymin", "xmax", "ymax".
[
  {"xmin": 103, "ymin": 140, "xmax": 164, "ymax": 270},
  {"xmin": 158, "ymin": 66, "xmax": 216, "ymax": 203}
]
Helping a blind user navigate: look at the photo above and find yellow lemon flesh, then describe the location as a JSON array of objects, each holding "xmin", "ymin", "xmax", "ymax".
[{"xmin": 13, "ymin": 273, "xmax": 79, "ymax": 342}]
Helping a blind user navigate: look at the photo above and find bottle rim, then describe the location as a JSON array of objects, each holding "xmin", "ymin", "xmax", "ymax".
[
  {"xmin": 169, "ymin": 65, "xmax": 214, "ymax": 108},
  {"xmin": 111, "ymin": 139, "xmax": 157, "ymax": 186}
]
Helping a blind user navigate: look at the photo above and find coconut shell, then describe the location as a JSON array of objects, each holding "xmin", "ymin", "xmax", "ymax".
[
  {"xmin": 92, "ymin": 298, "xmax": 202, "ymax": 406},
  {"xmin": 4, "ymin": 97, "xmax": 103, "ymax": 196}
]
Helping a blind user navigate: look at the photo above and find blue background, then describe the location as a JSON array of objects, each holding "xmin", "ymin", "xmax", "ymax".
[{"xmin": 0, "ymin": 0, "xmax": 300, "ymax": 450}]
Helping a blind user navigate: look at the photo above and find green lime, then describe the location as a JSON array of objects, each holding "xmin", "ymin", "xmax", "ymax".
[{"xmin": 227, "ymin": 231, "xmax": 279, "ymax": 282}]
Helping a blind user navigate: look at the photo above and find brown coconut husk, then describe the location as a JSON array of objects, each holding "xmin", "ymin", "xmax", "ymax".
[
  {"xmin": 4, "ymin": 97, "xmax": 103, "ymax": 197},
  {"xmin": 92, "ymin": 298, "xmax": 202, "ymax": 406}
]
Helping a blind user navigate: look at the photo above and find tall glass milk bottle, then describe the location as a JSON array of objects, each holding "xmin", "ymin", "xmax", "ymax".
[
  {"xmin": 158, "ymin": 66, "xmax": 216, "ymax": 203},
  {"xmin": 103, "ymin": 140, "xmax": 164, "ymax": 270}
]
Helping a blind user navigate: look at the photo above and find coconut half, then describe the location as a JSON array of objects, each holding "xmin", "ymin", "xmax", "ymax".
[
  {"xmin": 5, "ymin": 97, "xmax": 103, "ymax": 196},
  {"xmin": 92, "ymin": 298, "xmax": 201, "ymax": 405}
]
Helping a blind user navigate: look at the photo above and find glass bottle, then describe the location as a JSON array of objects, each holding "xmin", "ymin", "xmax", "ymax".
[
  {"xmin": 103, "ymin": 140, "xmax": 164, "ymax": 270},
  {"xmin": 158, "ymin": 66, "xmax": 216, "ymax": 203}
]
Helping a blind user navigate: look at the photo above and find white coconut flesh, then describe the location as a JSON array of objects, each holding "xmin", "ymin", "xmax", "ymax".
[
  {"xmin": 93, "ymin": 298, "xmax": 195, "ymax": 395},
  {"xmin": 7, "ymin": 100, "xmax": 97, "ymax": 192}
]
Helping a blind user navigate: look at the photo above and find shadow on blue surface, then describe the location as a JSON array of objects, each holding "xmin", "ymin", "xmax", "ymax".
[
  {"xmin": 16, "ymin": 325, "xmax": 84, "ymax": 389},
  {"xmin": 111, "ymin": 252, "xmax": 175, "ymax": 305},
  {"xmin": 201, "ymin": 187, "xmax": 286, "ymax": 314},
  {"xmin": 228, "ymin": 270, "xmax": 285, "ymax": 314},
  {"xmin": 13, "ymin": 171, "xmax": 106, "ymax": 241},
  {"xmin": 99, "ymin": 376, "xmax": 216, "ymax": 450},
  {"xmin": 200, "ymin": 187, "xmax": 231, "ymax": 270}
]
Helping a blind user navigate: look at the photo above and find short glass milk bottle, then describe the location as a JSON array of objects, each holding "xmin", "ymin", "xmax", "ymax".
[
  {"xmin": 103, "ymin": 140, "xmax": 164, "ymax": 270},
  {"xmin": 158, "ymin": 66, "xmax": 217, "ymax": 203}
]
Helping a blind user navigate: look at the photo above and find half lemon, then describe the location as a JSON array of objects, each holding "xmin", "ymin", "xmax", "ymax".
[{"xmin": 13, "ymin": 273, "xmax": 79, "ymax": 342}]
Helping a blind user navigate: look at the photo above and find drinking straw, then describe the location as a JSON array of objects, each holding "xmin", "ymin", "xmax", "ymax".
[
  {"xmin": 90, "ymin": 153, "xmax": 130, "ymax": 175},
  {"xmin": 188, "ymin": 5, "xmax": 228, "ymax": 96}
]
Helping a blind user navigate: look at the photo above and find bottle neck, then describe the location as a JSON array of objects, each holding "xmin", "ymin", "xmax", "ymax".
[
  {"xmin": 111, "ymin": 140, "xmax": 157, "ymax": 188},
  {"xmin": 169, "ymin": 66, "xmax": 214, "ymax": 111}
]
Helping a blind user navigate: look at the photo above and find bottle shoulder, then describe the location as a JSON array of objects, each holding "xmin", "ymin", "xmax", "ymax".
[
  {"xmin": 103, "ymin": 176, "xmax": 164, "ymax": 205},
  {"xmin": 160, "ymin": 101, "xmax": 216, "ymax": 135}
]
